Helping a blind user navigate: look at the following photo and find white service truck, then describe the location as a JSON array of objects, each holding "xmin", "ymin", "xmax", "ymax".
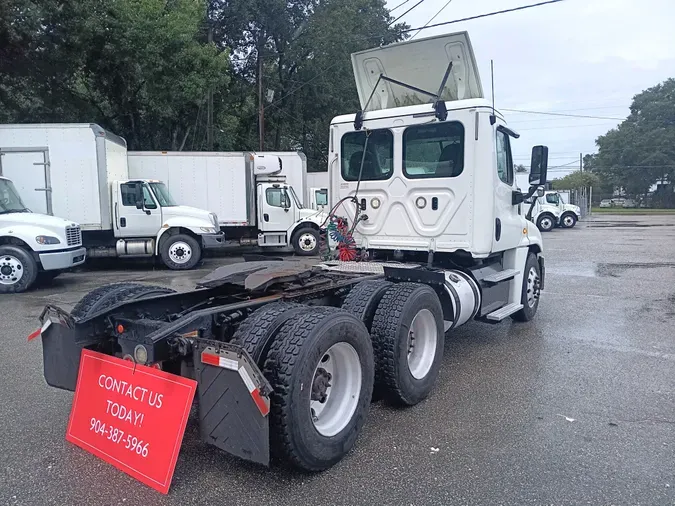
[
  {"xmin": 0, "ymin": 176, "xmax": 85, "ymax": 293},
  {"xmin": 525, "ymin": 191, "xmax": 580, "ymax": 231},
  {"xmin": 38, "ymin": 31, "xmax": 550, "ymax": 474},
  {"xmin": 128, "ymin": 151, "xmax": 327, "ymax": 255},
  {"xmin": 0, "ymin": 124, "xmax": 225, "ymax": 270}
]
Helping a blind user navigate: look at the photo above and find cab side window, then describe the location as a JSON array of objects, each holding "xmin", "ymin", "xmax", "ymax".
[
  {"xmin": 266, "ymin": 188, "xmax": 290, "ymax": 208},
  {"xmin": 496, "ymin": 130, "xmax": 514, "ymax": 185}
]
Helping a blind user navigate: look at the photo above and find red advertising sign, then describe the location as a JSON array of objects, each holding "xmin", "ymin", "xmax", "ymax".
[{"xmin": 66, "ymin": 349, "xmax": 197, "ymax": 494}]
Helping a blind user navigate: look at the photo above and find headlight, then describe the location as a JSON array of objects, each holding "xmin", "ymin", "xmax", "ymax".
[
  {"xmin": 200, "ymin": 227, "xmax": 217, "ymax": 233},
  {"xmin": 35, "ymin": 235, "xmax": 61, "ymax": 245}
]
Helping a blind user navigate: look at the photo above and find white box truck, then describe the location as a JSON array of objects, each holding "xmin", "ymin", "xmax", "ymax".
[
  {"xmin": 0, "ymin": 175, "xmax": 85, "ymax": 293},
  {"xmin": 128, "ymin": 151, "xmax": 327, "ymax": 255},
  {"xmin": 306, "ymin": 171, "xmax": 329, "ymax": 210},
  {"xmin": 0, "ymin": 124, "xmax": 225, "ymax": 270}
]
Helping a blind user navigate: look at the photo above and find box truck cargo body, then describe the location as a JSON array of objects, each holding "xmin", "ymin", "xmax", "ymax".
[
  {"xmin": 0, "ymin": 124, "xmax": 225, "ymax": 270},
  {"xmin": 128, "ymin": 151, "xmax": 327, "ymax": 255}
]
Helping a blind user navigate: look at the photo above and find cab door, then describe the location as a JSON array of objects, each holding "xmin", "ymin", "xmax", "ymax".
[
  {"xmin": 258, "ymin": 184, "xmax": 295, "ymax": 233},
  {"xmin": 115, "ymin": 181, "xmax": 162, "ymax": 238},
  {"xmin": 491, "ymin": 127, "xmax": 524, "ymax": 252}
]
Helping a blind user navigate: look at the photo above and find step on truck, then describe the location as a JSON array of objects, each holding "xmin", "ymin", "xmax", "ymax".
[
  {"xmin": 0, "ymin": 176, "xmax": 85, "ymax": 293},
  {"xmin": 0, "ymin": 124, "xmax": 225, "ymax": 270},
  {"xmin": 36, "ymin": 32, "xmax": 549, "ymax": 471},
  {"xmin": 128, "ymin": 151, "xmax": 327, "ymax": 256}
]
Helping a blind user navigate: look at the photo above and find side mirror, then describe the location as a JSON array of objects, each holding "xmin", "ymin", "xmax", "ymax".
[
  {"xmin": 133, "ymin": 183, "xmax": 144, "ymax": 209},
  {"xmin": 529, "ymin": 146, "xmax": 549, "ymax": 185},
  {"xmin": 135, "ymin": 201, "xmax": 144, "ymax": 210}
]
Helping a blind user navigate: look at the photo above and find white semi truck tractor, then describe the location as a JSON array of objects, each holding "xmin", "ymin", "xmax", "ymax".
[
  {"xmin": 0, "ymin": 176, "xmax": 85, "ymax": 293},
  {"xmin": 36, "ymin": 31, "xmax": 549, "ymax": 473}
]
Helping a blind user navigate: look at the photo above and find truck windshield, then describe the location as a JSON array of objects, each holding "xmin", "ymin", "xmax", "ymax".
[
  {"xmin": 546, "ymin": 193, "xmax": 560, "ymax": 205},
  {"xmin": 289, "ymin": 187, "xmax": 303, "ymax": 209},
  {"xmin": 148, "ymin": 182, "xmax": 177, "ymax": 207},
  {"xmin": 0, "ymin": 179, "xmax": 29, "ymax": 214}
]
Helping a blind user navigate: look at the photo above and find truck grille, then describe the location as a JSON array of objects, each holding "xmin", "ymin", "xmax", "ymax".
[{"xmin": 66, "ymin": 226, "xmax": 82, "ymax": 246}]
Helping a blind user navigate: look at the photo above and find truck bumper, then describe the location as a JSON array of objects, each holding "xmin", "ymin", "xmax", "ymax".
[
  {"xmin": 39, "ymin": 247, "xmax": 86, "ymax": 271},
  {"xmin": 202, "ymin": 232, "xmax": 227, "ymax": 249}
]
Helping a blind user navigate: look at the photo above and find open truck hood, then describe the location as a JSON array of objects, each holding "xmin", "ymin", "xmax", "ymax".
[{"xmin": 351, "ymin": 31, "xmax": 483, "ymax": 112}]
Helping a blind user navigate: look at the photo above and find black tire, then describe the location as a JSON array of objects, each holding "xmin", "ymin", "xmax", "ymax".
[
  {"xmin": 341, "ymin": 280, "xmax": 393, "ymax": 332},
  {"xmin": 0, "ymin": 245, "xmax": 38, "ymax": 293},
  {"xmin": 71, "ymin": 283, "xmax": 176, "ymax": 319},
  {"xmin": 370, "ymin": 283, "xmax": 445, "ymax": 406},
  {"xmin": 232, "ymin": 302, "xmax": 305, "ymax": 365},
  {"xmin": 560, "ymin": 212, "xmax": 577, "ymax": 229},
  {"xmin": 160, "ymin": 233, "xmax": 201, "ymax": 270},
  {"xmin": 536, "ymin": 214, "xmax": 555, "ymax": 232},
  {"xmin": 263, "ymin": 307, "xmax": 375, "ymax": 471},
  {"xmin": 292, "ymin": 227, "xmax": 320, "ymax": 256},
  {"xmin": 512, "ymin": 253, "xmax": 542, "ymax": 322}
]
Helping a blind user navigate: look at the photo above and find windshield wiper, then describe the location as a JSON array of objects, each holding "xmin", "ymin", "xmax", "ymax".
[{"xmin": 0, "ymin": 209, "xmax": 29, "ymax": 215}]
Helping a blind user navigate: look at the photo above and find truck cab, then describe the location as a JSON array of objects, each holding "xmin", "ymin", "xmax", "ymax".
[
  {"xmin": 253, "ymin": 156, "xmax": 327, "ymax": 255},
  {"xmin": 0, "ymin": 176, "xmax": 85, "ymax": 293},
  {"xmin": 526, "ymin": 191, "xmax": 580, "ymax": 231},
  {"xmin": 110, "ymin": 179, "xmax": 222, "ymax": 269}
]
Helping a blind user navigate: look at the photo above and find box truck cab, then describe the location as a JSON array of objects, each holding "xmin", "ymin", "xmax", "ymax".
[
  {"xmin": 128, "ymin": 152, "xmax": 327, "ymax": 256},
  {"xmin": 0, "ymin": 176, "xmax": 85, "ymax": 293},
  {"xmin": 525, "ymin": 191, "xmax": 579, "ymax": 231},
  {"xmin": 0, "ymin": 124, "xmax": 223, "ymax": 270}
]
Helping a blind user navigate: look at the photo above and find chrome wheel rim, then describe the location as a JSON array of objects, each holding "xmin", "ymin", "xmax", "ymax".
[
  {"xmin": 310, "ymin": 342, "xmax": 362, "ymax": 437},
  {"xmin": 0, "ymin": 255, "xmax": 24, "ymax": 285},
  {"xmin": 407, "ymin": 309, "xmax": 437, "ymax": 380},
  {"xmin": 526, "ymin": 266, "xmax": 540, "ymax": 308},
  {"xmin": 299, "ymin": 233, "xmax": 317, "ymax": 252},
  {"xmin": 563, "ymin": 215, "xmax": 575, "ymax": 227},
  {"xmin": 540, "ymin": 217, "xmax": 552, "ymax": 230},
  {"xmin": 169, "ymin": 241, "xmax": 192, "ymax": 264}
]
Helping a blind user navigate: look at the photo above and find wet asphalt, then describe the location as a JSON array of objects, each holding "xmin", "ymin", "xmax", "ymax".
[{"xmin": 1, "ymin": 214, "xmax": 674, "ymax": 506}]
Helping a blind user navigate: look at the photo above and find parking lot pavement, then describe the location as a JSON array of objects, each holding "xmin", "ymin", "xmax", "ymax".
[{"xmin": 2, "ymin": 214, "xmax": 675, "ymax": 506}]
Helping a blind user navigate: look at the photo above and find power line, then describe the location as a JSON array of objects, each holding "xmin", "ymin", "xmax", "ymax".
[
  {"xmin": 503, "ymin": 108, "xmax": 624, "ymax": 121},
  {"xmin": 399, "ymin": 0, "xmax": 566, "ymax": 34},
  {"xmin": 390, "ymin": 0, "xmax": 412, "ymax": 13},
  {"xmin": 516, "ymin": 123, "xmax": 620, "ymax": 131},
  {"xmin": 410, "ymin": 0, "xmax": 454, "ymax": 40},
  {"xmin": 390, "ymin": 0, "xmax": 427, "ymax": 25}
]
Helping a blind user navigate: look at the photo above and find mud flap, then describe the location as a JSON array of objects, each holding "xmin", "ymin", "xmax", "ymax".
[
  {"xmin": 194, "ymin": 341, "xmax": 271, "ymax": 466},
  {"xmin": 40, "ymin": 307, "xmax": 84, "ymax": 392}
]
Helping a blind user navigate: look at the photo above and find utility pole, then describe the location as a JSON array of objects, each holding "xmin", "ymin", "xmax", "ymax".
[
  {"xmin": 258, "ymin": 47, "xmax": 264, "ymax": 151},
  {"xmin": 206, "ymin": 25, "xmax": 214, "ymax": 151},
  {"xmin": 579, "ymin": 152, "xmax": 583, "ymax": 172}
]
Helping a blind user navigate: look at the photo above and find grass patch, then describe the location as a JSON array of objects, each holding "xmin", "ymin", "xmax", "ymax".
[{"xmin": 591, "ymin": 207, "xmax": 675, "ymax": 214}]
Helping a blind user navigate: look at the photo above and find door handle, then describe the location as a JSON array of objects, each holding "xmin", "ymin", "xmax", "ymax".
[
  {"xmin": 120, "ymin": 217, "xmax": 127, "ymax": 227},
  {"xmin": 264, "ymin": 213, "xmax": 269, "ymax": 222},
  {"xmin": 495, "ymin": 218, "xmax": 501, "ymax": 241}
]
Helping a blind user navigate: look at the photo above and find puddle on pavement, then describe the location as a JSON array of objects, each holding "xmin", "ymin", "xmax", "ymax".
[
  {"xmin": 588, "ymin": 221, "xmax": 674, "ymax": 228},
  {"xmin": 597, "ymin": 262, "xmax": 675, "ymax": 277},
  {"xmin": 547, "ymin": 262, "xmax": 598, "ymax": 277}
]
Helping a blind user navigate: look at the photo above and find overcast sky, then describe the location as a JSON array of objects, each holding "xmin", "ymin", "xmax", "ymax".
[{"xmin": 384, "ymin": 0, "xmax": 675, "ymax": 177}]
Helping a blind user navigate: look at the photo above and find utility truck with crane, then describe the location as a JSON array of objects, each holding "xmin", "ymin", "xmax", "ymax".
[{"xmin": 35, "ymin": 32, "xmax": 549, "ymax": 473}]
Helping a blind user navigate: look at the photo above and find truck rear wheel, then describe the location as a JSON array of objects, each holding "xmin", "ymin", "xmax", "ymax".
[
  {"xmin": 232, "ymin": 302, "xmax": 305, "ymax": 365},
  {"xmin": 71, "ymin": 283, "xmax": 176, "ymax": 320},
  {"xmin": 263, "ymin": 307, "xmax": 374, "ymax": 471},
  {"xmin": 291, "ymin": 227, "xmax": 320, "ymax": 256},
  {"xmin": 341, "ymin": 280, "xmax": 392, "ymax": 332},
  {"xmin": 561, "ymin": 212, "xmax": 577, "ymax": 228},
  {"xmin": 536, "ymin": 214, "xmax": 555, "ymax": 232},
  {"xmin": 512, "ymin": 253, "xmax": 541, "ymax": 322},
  {"xmin": 370, "ymin": 283, "xmax": 445, "ymax": 406},
  {"xmin": 0, "ymin": 245, "xmax": 38, "ymax": 294},
  {"xmin": 160, "ymin": 234, "xmax": 201, "ymax": 270}
]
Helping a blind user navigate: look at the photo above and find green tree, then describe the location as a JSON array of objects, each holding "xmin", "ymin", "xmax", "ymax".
[
  {"xmin": 593, "ymin": 78, "xmax": 675, "ymax": 199},
  {"xmin": 551, "ymin": 171, "xmax": 599, "ymax": 191},
  {"xmin": 1, "ymin": 0, "xmax": 229, "ymax": 150}
]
